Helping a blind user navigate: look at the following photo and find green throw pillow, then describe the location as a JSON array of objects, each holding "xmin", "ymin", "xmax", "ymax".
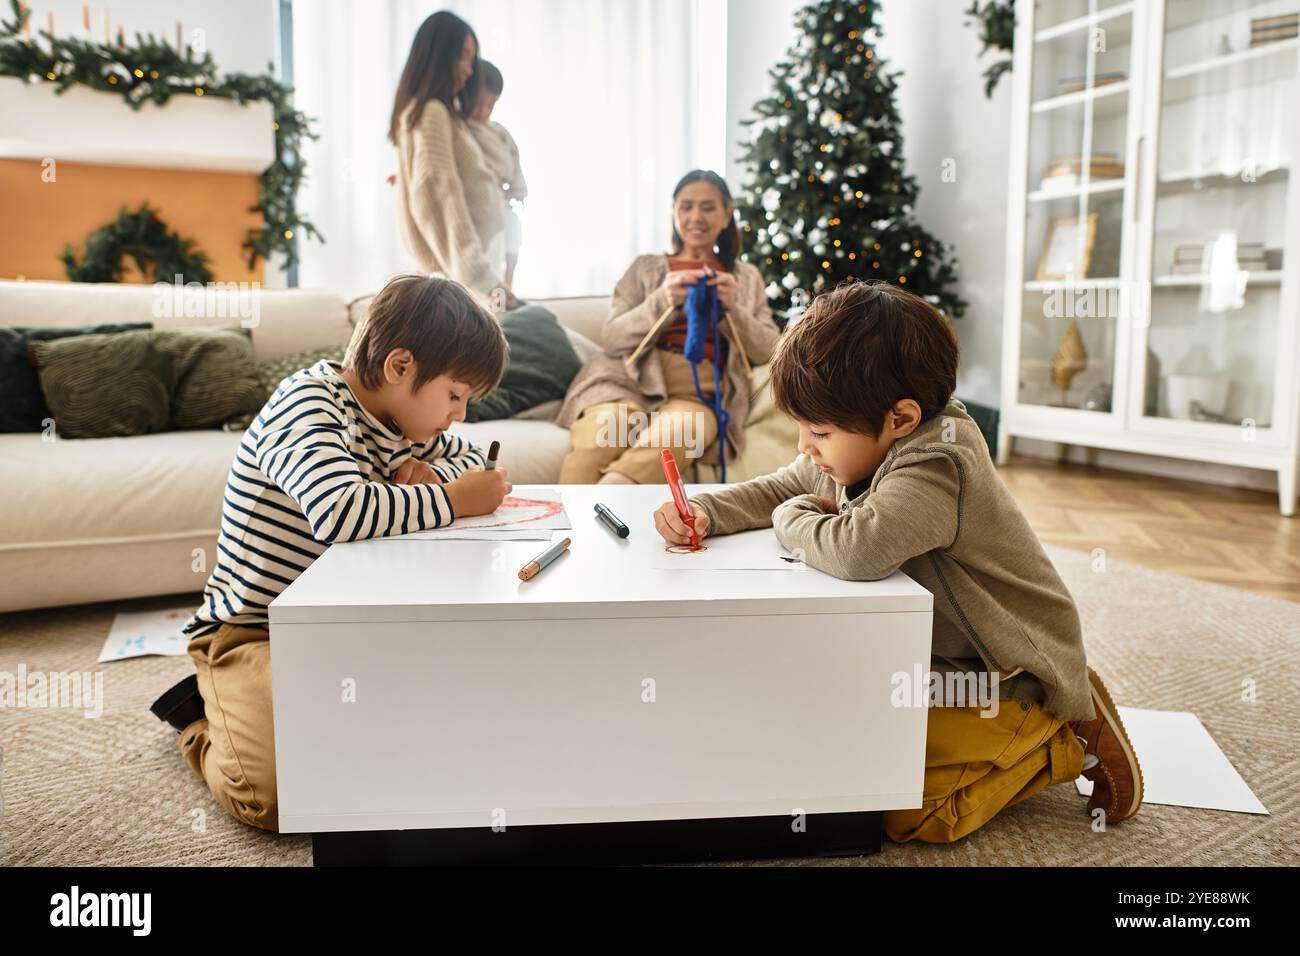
[
  {"xmin": 464, "ymin": 305, "xmax": 582, "ymax": 422},
  {"xmin": 222, "ymin": 344, "xmax": 348, "ymax": 432},
  {"xmin": 0, "ymin": 322, "xmax": 152, "ymax": 432},
  {"xmin": 29, "ymin": 326, "xmax": 264, "ymax": 438}
]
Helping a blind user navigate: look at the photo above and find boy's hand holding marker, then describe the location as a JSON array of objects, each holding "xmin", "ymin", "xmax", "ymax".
[
  {"xmin": 447, "ymin": 440, "xmax": 509, "ymax": 517},
  {"xmin": 653, "ymin": 500, "xmax": 711, "ymax": 546}
]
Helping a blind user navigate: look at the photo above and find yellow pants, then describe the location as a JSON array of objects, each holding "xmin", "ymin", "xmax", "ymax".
[
  {"xmin": 179, "ymin": 623, "xmax": 279, "ymax": 832},
  {"xmin": 882, "ymin": 700, "xmax": 1085, "ymax": 844},
  {"xmin": 560, "ymin": 348, "xmax": 720, "ymax": 484}
]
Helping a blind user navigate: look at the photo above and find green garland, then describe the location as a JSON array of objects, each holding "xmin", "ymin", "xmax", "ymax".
[
  {"xmin": 965, "ymin": 1, "xmax": 1015, "ymax": 98},
  {"xmin": 63, "ymin": 204, "xmax": 213, "ymax": 284},
  {"xmin": 0, "ymin": 0, "xmax": 320, "ymax": 271}
]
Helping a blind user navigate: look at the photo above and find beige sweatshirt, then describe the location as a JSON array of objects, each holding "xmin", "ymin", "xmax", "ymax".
[
  {"xmin": 395, "ymin": 99, "xmax": 505, "ymax": 297},
  {"xmin": 689, "ymin": 398, "xmax": 1094, "ymax": 722}
]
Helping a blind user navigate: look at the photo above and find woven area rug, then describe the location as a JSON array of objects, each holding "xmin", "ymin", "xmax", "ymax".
[{"xmin": 2, "ymin": 546, "xmax": 1296, "ymax": 867}]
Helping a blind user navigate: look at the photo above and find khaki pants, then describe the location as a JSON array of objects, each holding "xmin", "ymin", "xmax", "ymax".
[
  {"xmin": 179, "ymin": 623, "xmax": 279, "ymax": 832},
  {"xmin": 560, "ymin": 349, "xmax": 721, "ymax": 484},
  {"xmin": 882, "ymin": 700, "xmax": 1085, "ymax": 843}
]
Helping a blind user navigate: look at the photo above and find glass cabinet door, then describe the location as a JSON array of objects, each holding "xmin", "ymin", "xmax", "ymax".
[
  {"xmin": 1018, "ymin": 1, "xmax": 1140, "ymax": 415},
  {"xmin": 1138, "ymin": 0, "xmax": 1296, "ymax": 434}
]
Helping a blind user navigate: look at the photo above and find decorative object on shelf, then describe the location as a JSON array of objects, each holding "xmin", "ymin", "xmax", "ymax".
[
  {"xmin": 0, "ymin": 0, "xmax": 320, "ymax": 269},
  {"xmin": 1082, "ymin": 382, "xmax": 1112, "ymax": 413},
  {"xmin": 1199, "ymin": 233, "xmax": 1249, "ymax": 312},
  {"xmin": 1039, "ymin": 153, "xmax": 1124, "ymax": 192},
  {"xmin": 1037, "ymin": 214, "xmax": 1097, "ymax": 280},
  {"xmin": 1217, "ymin": 34, "xmax": 1233, "ymax": 56},
  {"xmin": 1165, "ymin": 375, "xmax": 1230, "ymax": 421},
  {"xmin": 1049, "ymin": 319, "xmax": 1087, "ymax": 407},
  {"xmin": 964, "ymin": 0, "xmax": 1015, "ymax": 98},
  {"xmin": 1172, "ymin": 240, "xmax": 1267, "ymax": 275},
  {"xmin": 62, "ymin": 204, "xmax": 213, "ymax": 284},
  {"xmin": 735, "ymin": 0, "xmax": 966, "ymax": 326},
  {"xmin": 1056, "ymin": 71, "xmax": 1125, "ymax": 94},
  {"xmin": 1249, "ymin": 13, "xmax": 1299, "ymax": 47}
]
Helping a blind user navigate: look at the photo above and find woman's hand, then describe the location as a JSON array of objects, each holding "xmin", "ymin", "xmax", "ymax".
[
  {"xmin": 659, "ymin": 269, "xmax": 707, "ymax": 308},
  {"xmin": 707, "ymin": 270, "xmax": 739, "ymax": 310}
]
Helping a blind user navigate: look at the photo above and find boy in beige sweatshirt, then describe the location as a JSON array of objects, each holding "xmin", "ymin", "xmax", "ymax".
[{"xmin": 653, "ymin": 280, "xmax": 1143, "ymax": 843}]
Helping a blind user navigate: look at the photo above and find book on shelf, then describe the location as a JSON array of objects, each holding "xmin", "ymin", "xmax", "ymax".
[
  {"xmin": 1056, "ymin": 72, "xmax": 1126, "ymax": 94},
  {"xmin": 1040, "ymin": 156, "xmax": 1125, "ymax": 187},
  {"xmin": 1251, "ymin": 13, "xmax": 1299, "ymax": 29},
  {"xmin": 1249, "ymin": 13, "xmax": 1299, "ymax": 46}
]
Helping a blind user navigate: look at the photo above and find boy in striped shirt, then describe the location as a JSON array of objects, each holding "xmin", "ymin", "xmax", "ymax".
[{"xmin": 149, "ymin": 274, "xmax": 510, "ymax": 832}]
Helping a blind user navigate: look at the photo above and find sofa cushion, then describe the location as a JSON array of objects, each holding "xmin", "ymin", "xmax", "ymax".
[
  {"xmin": 0, "ymin": 322, "xmax": 153, "ymax": 432},
  {"xmin": 465, "ymin": 306, "xmax": 582, "ymax": 423},
  {"xmin": 29, "ymin": 326, "xmax": 264, "ymax": 438}
]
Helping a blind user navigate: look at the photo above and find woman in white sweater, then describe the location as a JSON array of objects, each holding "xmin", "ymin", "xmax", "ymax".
[{"xmin": 389, "ymin": 11, "xmax": 519, "ymax": 308}]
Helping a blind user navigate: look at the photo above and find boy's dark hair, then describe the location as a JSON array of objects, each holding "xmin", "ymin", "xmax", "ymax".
[
  {"xmin": 769, "ymin": 280, "xmax": 959, "ymax": 437},
  {"xmin": 344, "ymin": 274, "xmax": 507, "ymax": 399},
  {"xmin": 478, "ymin": 59, "xmax": 503, "ymax": 96}
]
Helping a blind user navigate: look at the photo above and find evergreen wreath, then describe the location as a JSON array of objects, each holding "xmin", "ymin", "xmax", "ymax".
[
  {"xmin": 62, "ymin": 204, "xmax": 213, "ymax": 284},
  {"xmin": 0, "ymin": 0, "xmax": 320, "ymax": 270}
]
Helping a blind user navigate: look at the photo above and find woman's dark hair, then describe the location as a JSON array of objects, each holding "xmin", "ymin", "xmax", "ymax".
[
  {"xmin": 670, "ymin": 170, "xmax": 741, "ymax": 271},
  {"xmin": 389, "ymin": 10, "xmax": 478, "ymax": 143}
]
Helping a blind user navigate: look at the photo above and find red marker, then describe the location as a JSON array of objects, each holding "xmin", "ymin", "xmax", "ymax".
[{"xmin": 660, "ymin": 449, "xmax": 698, "ymax": 548}]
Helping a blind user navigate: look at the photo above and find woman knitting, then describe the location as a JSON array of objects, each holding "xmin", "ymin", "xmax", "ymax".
[{"xmin": 555, "ymin": 170, "xmax": 781, "ymax": 484}]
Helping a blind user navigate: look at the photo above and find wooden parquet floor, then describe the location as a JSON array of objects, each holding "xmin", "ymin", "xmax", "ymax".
[{"xmin": 997, "ymin": 456, "xmax": 1300, "ymax": 603}]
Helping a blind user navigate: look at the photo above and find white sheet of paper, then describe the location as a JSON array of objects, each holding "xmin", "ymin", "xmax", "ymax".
[
  {"xmin": 1075, "ymin": 707, "xmax": 1268, "ymax": 815},
  {"xmin": 402, "ymin": 488, "xmax": 570, "ymax": 540},
  {"xmin": 98, "ymin": 606, "xmax": 194, "ymax": 661},
  {"xmin": 400, "ymin": 529, "xmax": 554, "ymax": 542},
  {"xmin": 649, "ymin": 527, "xmax": 806, "ymax": 570}
]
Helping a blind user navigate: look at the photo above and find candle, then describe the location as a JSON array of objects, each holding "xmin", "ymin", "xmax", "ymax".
[
  {"xmin": 176, "ymin": 22, "xmax": 182, "ymax": 52},
  {"xmin": 82, "ymin": 4, "xmax": 89, "ymax": 33},
  {"xmin": 46, "ymin": 10, "xmax": 52, "ymax": 37},
  {"xmin": 19, "ymin": 0, "xmax": 28, "ymax": 37}
]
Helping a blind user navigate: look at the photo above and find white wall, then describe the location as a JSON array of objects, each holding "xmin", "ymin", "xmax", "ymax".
[
  {"xmin": 725, "ymin": 0, "xmax": 804, "ymax": 188},
  {"xmin": 876, "ymin": 0, "xmax": 1012, "ymax": 407},
  {"xmin": 20, "ymin": 1, "xmax": 277, "ymax": 75}
]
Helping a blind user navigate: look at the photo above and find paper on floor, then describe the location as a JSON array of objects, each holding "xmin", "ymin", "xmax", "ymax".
[
  {"xmin": 1075, "ymin": 707, "xmax": 1268, "ymax": 815},
  {"xmin": 401, "ymin": 488, "xmax": 570, "ymax": 541},
  {"xmin": 98, "ymin": 606, "xmax": 194, "ymax": 661},
  {"xmin": 649, "ymin": 526, "xmax": 807, "ymax": 571}
]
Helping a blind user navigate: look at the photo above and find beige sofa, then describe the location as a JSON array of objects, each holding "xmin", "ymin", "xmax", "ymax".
[{"xmin": 0, "ymin": 279, "xmax": 798, "ymax": 612}]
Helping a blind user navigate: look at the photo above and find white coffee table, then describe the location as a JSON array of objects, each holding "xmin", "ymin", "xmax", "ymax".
[{"xmin": 270, "ymin": 484, "xmax": 933, "ymax": 864}]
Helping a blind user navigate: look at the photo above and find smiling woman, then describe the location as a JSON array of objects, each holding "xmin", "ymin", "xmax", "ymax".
[{"xmin": 554, "ymin": 170, "xmax": 782, "ymax": 485}]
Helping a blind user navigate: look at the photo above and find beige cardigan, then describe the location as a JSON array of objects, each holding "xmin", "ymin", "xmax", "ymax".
[
  {"xmin": 689, "ymin": 399, "xmax": 1094, "ymax": 722},
  {"xmin": 395, "ymin": 99, "xmax": 505, "ymax": 297},
  {"xmin": 554, "ymin": 255, "xmax": 782, "ymax": 464}
]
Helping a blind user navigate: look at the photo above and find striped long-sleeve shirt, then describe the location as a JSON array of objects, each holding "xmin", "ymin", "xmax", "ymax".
[{"xmin": 184, "ymin": 360, "xmax": 486, "ymax": 637}]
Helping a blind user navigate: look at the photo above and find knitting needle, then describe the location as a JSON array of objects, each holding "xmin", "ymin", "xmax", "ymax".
[{"xmin": 623, "ymin": 303, "xmax": 678, "ymax": 371}]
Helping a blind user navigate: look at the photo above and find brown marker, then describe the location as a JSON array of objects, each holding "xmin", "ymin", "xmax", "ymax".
[{"xmin": 518, "ymin": 537, "xmax": 571, "ymax": 581}]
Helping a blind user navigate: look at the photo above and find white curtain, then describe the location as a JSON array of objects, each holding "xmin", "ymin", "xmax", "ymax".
[{"xmin": 293, "ymin": 0, "xmax": 727, "ymax": 300}]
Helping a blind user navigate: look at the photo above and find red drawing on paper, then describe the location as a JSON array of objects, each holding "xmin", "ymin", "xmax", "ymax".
[{"xmin": 447, "ymin": 494, "xmax": 567, "ymax": 531}]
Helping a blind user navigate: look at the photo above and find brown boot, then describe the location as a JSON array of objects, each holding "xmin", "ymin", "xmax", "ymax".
[{"xmin": 1073, "ymin": 667, "xmax": 1144, "ymax": 822}]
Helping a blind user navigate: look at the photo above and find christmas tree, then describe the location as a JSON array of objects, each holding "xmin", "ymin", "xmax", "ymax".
[{"xmin": 735, "ymin": 0, "xmax": 966, "ymax": 324}]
